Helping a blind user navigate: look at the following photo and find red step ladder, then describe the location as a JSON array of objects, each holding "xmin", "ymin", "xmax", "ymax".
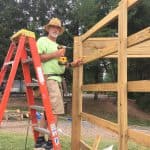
[{"xmin": 0, "ymin": 29, "xmax": 61, "ymax": 150}]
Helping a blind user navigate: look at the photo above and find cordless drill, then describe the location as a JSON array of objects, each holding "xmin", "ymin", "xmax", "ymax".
[{"xmin": 57, "ymin": 45, "xmax": 69, "ymax": 65}]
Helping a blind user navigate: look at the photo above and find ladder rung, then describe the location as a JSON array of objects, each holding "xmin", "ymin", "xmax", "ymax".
[
  {"xmin": 4, "ymin": 61, "xmax": 14, "ymax": 66},
  {"xmin": 30, "ymin": 105, "xmax": 44, "ymax": 111},
  {"xmin": 26, "ymin": 83, "xmax": 39, "ymax": 87},
  {"xmin": 26, "ymin": 48, "xmax": 30, "ymax": 52},
  {"xmin": 22, "ymin": 57, "xmax": 32, "ymax": 63},
  {"xmin": 34, "ymin": 127, "xmax": 50, "ymax": 135}
]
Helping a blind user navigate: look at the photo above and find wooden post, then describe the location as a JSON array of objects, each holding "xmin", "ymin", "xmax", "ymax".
[
  {"xmin": 71, "ymin": 36, "xmax": 83, "ymax": 150},
  {"xmin": 118, "ymin": 0, "xmax": 128, "ymax": 150}
]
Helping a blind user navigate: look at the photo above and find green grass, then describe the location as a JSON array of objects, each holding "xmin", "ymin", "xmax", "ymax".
[
  {"xmin": 0, "ymin": 131, "xmax": 33, "ymax": 150},
  {"xmin": 0, "ymin": 131, "xmax": 71, "ymax": 150},
  {"xmin": 0, "ymin": 131, "xmax": 149, "ymax": 150}
]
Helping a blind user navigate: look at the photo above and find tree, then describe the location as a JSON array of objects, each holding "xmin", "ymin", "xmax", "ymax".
[{"xmin": 0, "ymin": 0, "xmax": 27, "ymax": 68}]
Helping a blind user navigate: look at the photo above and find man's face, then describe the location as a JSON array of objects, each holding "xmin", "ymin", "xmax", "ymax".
[{"xmin": 48, "ymin": 26, "xmax": 61, "ymax": 39}]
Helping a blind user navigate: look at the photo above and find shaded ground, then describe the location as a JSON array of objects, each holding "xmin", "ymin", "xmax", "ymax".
[
  {"xmin": 6, "ymin": 94, "xmax": 150, "ymax": 121},
  {"xmin": 0, "ymin": 119, "xmax": 118, "ymax": 140}
]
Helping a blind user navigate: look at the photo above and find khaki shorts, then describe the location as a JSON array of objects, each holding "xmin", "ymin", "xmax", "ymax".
[{"xmin": 46, "ymin": 79, "xmax": 64, "ymax": 114}]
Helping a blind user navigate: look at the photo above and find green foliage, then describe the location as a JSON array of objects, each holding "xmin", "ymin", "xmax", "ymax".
[
  {"xmin": 0, "ymin": 0, "xmax": 27, "ymax": 67},
  {"xmin": 128, "ymin": 0, "xmax": 150, "ymax": 35},
  {"xmin": 136, "ymin": 93, "xmax": 150, "ymax": 113}
]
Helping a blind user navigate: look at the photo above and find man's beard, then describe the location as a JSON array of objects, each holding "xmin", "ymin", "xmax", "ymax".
[{"xmin": 50, "ymin": 32, "xmax": 59, "ymax": 38}]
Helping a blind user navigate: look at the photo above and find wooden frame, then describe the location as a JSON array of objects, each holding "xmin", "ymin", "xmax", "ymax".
[{"xmin": 72, "ymin": 0, "xmax": 150, "ymax": 149}]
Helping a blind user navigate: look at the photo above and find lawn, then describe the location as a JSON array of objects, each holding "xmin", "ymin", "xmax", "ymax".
[{"xmin": 0, "ymin": 131, "xmax": 149, "ymax": 150}]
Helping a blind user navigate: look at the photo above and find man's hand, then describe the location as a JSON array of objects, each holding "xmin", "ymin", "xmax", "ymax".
[
  {"xmin": 71, "ymin": 57, "xmax": 84, "ymax": 67},
  {"xmin": 54, "ymin": 48, "xmax": 66, "ymax": 58}
]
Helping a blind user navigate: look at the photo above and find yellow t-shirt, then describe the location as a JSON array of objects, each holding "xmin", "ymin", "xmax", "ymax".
[{"xmin": 37, "ymin": 37, "xmax": 65, "ymax": 82}]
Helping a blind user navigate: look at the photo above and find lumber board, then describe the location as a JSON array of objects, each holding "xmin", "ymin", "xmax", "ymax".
[
  {"xmin": 92, "ymin": 136, "xmax": 101, "ymax": 150},
  {"xmin": 128, "ymin": 80, "xmax": 150, "ymax": 92},
  {"xmin": 71, "ymin": 36, "xmax": 83, "ymax": 150},
  {"xmin": 80, "ymin": 0, "xmax": 139, "ymax": 41},
  {"xmin": 83, "ymin": 38, "xmax": 118, "ymax": 56},
  {"xmin": 128, "ymin": 27, "xmax": 150, "ymax": 47},
  {"xmin": 128, "ymin": 128, "xmax": 150, "ymax": 147},
  {"xmin": 81, "ymin": 81, "xmax": 150, "ymax": 92},
  {"xmin": 80, "ymin": 112, "xmax": 119, "ymax": 134},
  {"xmin": 83, "ymin": 27, "xmax": 150, "ymax": 53},
  {"xmin": 118, "ymin": 1, "xmax": 128, "ymax": 149},
  {"xmin": 80, "ymin": 140, "xmax": 92, "ymax": 150},
  {"xmin": 107, "ymin": 40, "xmax": 150, "ymax": 58},
  {"xmin": 83, "ymin": 27, "xmax": 150, "ymax": 61},
  {"xmin": 81, "ymin": 83, "xmax": 117, "ymax": 92},
  {"xmin": 83, "ymin": 46, "xmax": 117, "ymax": 64}
]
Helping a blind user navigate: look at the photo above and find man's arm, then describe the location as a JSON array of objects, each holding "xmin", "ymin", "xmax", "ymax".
[
  {"xmin": 40, "ymin": 48, "xmax": 66, "ymax": 62},
  {"xmin": 66, "ymin": 58, "xmax": 83, "ymax": 68}
]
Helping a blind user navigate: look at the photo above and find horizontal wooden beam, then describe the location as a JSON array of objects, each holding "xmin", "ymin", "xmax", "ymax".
[
  {"xmin": 83, "ymin": 46, "xmax": 117, "ymax": 64},
  {"xmin": 106, "ymin": 55, "xmax": 150, "ymax": 58},
  {"xmin": 128, "ymin": 80, "xmax": 150, "ymax": 92},
  {"xmin": 84, "ymin": 40, "xmax": 150, "ymax": 59},
  {"xmin": 83, "ymin": 27, "xmax": 150, "ymax": 52},
  {"xmin": 80, "ymin": 112, "xmax": 119, "ymax": 134},
  {"xmin": 128, "ymin": 128, "xmax": 150, "ymax": 147},
  {"xmin": 83, "ymin": 38, "xmax": 117, "ymax": 59},
  {"xmin": 83, "ymin": 27, "xmax": 150, "ymax": 61},
  {"xmin": 81, "ymin": 83, "xmax": 117, "ymax": 92},
  {"xmin": 80, "ymin": 0, "xmax": 138, "ymax": 41},
  {"xmin": 128, "ymin": 27, "xmax": 150, "ymax": 47},
  {"xmin": 82, "ymin": 81, "xmax": 150, "ymax": 92},
  {"xmin": 80, "ymin": 140, "xmax": 92, "ymax": 150},
  {"xmin": 107, "ymin": 39, "xmax": 150, "ymax": 58}
]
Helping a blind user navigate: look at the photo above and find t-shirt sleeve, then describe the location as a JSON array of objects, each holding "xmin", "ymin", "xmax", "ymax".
[{"xmin": 37, "ymin": 38, "xmax": 45, "ymax": 54}]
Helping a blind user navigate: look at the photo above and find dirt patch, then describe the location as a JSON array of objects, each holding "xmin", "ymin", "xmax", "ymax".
[
  {"xmin": 1, "ymin": 95, "xmax": 150, "ymax": 140},
  {"xmin": 6, "ymin": 95, "xmax": 150, "ymax": 121},
  {"xmin": 66, "ymin": 96, "xmax": 150, "ymax": 121}
]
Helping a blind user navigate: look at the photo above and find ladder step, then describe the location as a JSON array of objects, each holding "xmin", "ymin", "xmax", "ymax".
[
  {"xmin": 22, "ymin": 57, "xmax": 32, "ymax": 63},
  {"xmin": 26, "ymin": 48, "xmax": 30, "ymax": 52},
  {"xmin": 34, "ymin": 127, "xmax": 50, "ymax": 135},
  {"xmin": 26, "ymin": 83, "xmax": 39, "ymax": 87},
  {"xmin": 4, "ymin": 61, "xmax": 14, "ymax": 66},
  {"xmin": 30, "ymin": 105, "xmax": 44, "ymax": 111}
]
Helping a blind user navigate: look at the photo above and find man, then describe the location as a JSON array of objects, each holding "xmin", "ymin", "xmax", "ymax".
[{"xmin": 35, "ymin": 18, "xmax": 83, "ymax": 149}]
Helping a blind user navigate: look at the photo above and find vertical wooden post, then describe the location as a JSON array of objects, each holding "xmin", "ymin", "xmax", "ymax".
[
  {"xmin": 71, "ymin": 36, "xmax": 83, "ymax": 150},
  {"xmin": 118, "ymin": 0, "xmax": 128, "ymax": 150}
]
